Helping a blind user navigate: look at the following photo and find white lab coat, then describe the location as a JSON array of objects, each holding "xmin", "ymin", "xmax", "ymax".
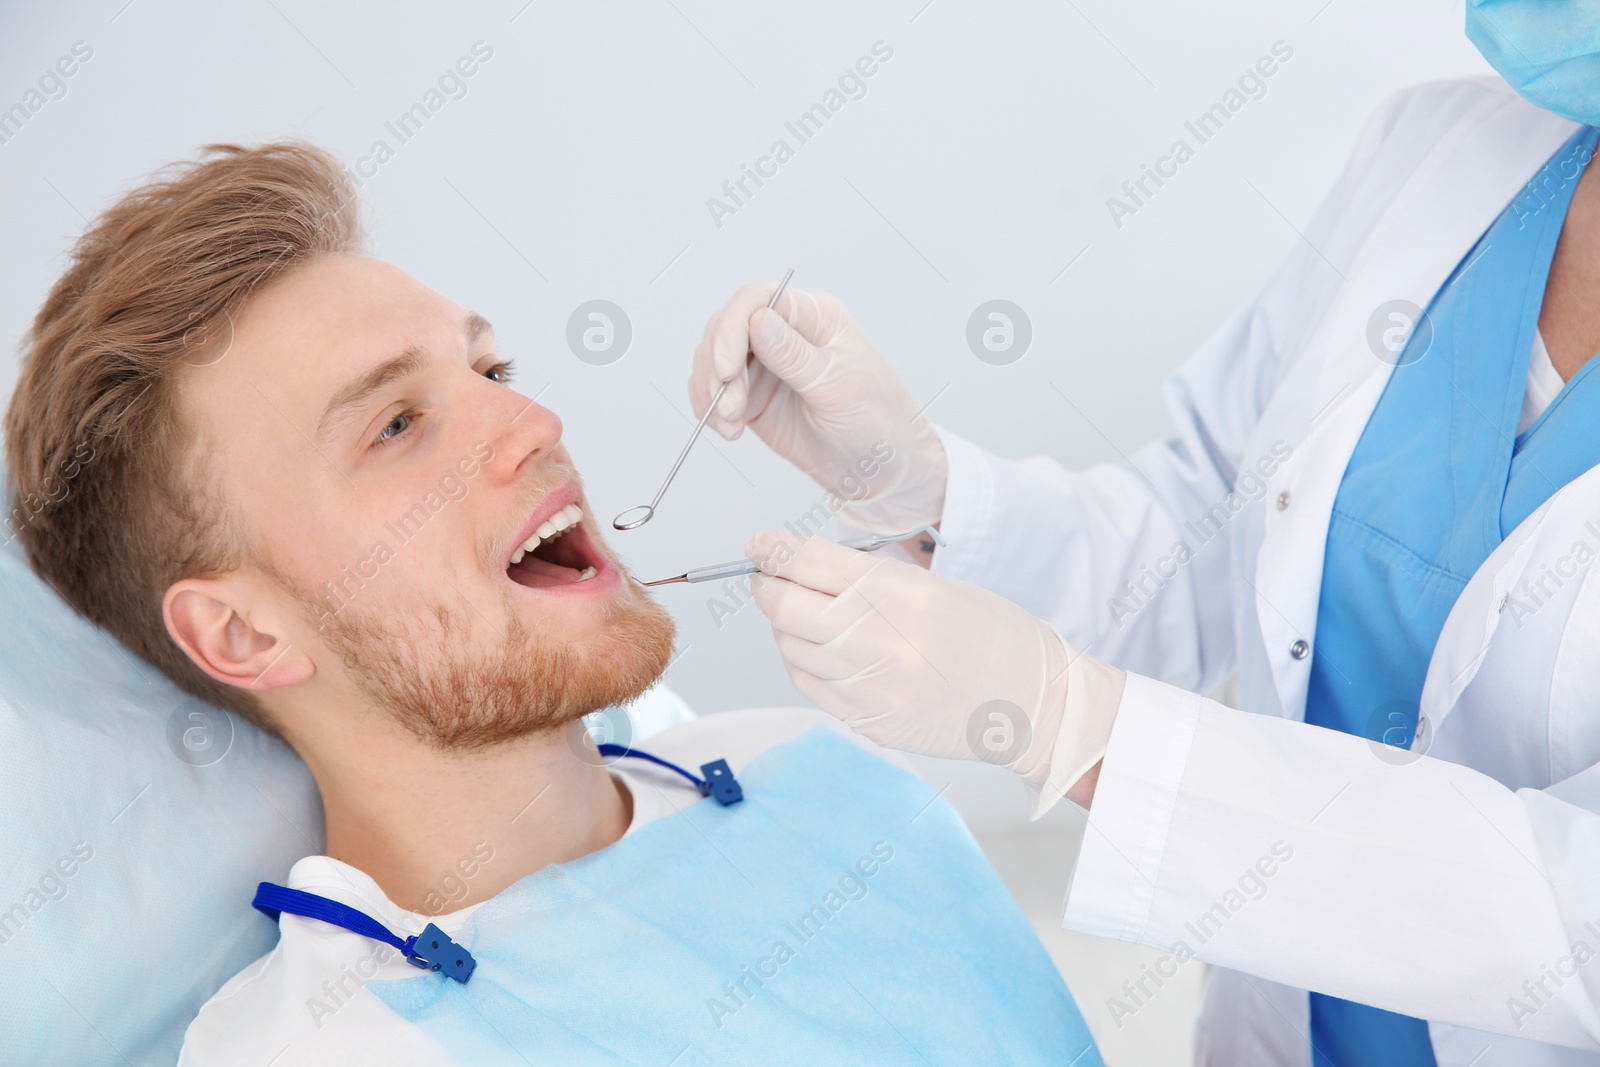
[{"xmin": 931, "ymin": 78, "xmax": 1600, "ymax": 1066}]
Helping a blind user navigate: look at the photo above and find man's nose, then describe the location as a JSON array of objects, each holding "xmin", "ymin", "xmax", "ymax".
[{"xmin": 478, "ymin": 384, "xmax": 563, "ymax": 481}]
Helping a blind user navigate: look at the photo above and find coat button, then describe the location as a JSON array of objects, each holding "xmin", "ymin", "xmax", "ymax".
[
  {"xmin": 1289, "ymin": 639, "xmax": 1309, "ymax": 660},
  {"xmin": 1276, "ymin": 491, "xmax": 1291, "ymax": 511}
]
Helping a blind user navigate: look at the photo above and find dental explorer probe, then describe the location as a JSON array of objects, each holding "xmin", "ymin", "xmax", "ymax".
[
  {"xmin": 613, "ymin": 268, "xmax": 796, "ymax": 531},
  {"xmin": 639, "ymin": 525, "xmax": 945, "ymax": 587}
]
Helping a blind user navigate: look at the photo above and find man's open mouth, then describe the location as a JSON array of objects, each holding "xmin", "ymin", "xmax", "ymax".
[{"xmin": 506, "ymin": 501, "xmax": 607, "ymax": 589}]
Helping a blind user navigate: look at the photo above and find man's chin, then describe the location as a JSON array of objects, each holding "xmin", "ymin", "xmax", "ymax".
[{"xmin": 315, "ymin": 581, "xmax": 678, "ymax": 753}]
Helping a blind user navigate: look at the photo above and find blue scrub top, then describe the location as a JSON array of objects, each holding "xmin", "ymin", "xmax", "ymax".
[{"xmin": 1303, "ymin": 125, "xmax": 1600, "ymax": 1067}]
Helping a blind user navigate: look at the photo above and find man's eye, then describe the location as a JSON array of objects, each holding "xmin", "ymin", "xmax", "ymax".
[{"xmin": 374, "ymin": 410, "xmax": 416, "ymax": 448}]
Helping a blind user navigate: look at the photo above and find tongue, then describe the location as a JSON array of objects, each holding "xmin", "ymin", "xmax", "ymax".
[{"xmin": 509, "ymin": 554, "xmax": 584, "ymax": 588}]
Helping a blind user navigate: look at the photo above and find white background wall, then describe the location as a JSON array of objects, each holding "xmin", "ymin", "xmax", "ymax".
[{"xmin": 0, "ymin": 2, "xmax": 1493, "ymax": 1061}]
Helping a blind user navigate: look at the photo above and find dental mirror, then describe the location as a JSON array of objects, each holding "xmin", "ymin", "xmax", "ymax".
[
  {"xmin": 612, "ymin": 505, "xmax": 655, "ymax": 531},
  {"xmin": 613, "ymin": 267, "xmax": 795, "ymax": 531}
]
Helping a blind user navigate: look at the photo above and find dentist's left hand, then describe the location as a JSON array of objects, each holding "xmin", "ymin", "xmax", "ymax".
[{"xmin": 744, "ymin": 531, "xmax": 1124, "ymax": 811}]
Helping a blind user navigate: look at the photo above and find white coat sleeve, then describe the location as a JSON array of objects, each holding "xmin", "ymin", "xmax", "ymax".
[
  {"xmin": 1064, "ymin": 674, "xmax": 1600, "ymax": 1049},
  {"xmin": 923, "ymin": 81, "xmax": 1473, "ymax": 694}
]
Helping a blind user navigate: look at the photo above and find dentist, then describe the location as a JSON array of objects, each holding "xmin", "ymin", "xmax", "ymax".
[{"xmin": 688, "ymin": 5, "xmax": 1600, "ymax": 1066}]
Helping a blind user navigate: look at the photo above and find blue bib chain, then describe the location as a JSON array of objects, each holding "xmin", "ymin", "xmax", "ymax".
[
  {"xmin": 252, "ymin": 883, "xmax": 480, "ymax": 982},
  {"xmin": 594, "ymin": 744, "xmax": 742, "ymax": 806},
  {"xmin": 250, "ymin": 746, "xmax": 743, "ymax": 985}
]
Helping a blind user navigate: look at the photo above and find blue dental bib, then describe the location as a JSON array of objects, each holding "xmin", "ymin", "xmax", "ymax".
[{"xmin": 368, "ymin": 727, "xmax": 1102, "ymax": 1065}]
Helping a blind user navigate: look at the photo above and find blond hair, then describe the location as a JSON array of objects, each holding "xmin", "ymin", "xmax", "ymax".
[{"xmin": 4, "ymin": 142, "xmax": 361, "ymax": 735}]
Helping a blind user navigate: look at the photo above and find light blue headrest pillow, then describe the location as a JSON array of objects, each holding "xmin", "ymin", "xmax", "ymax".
[{"xmin": 0, "ymin": 479, "xmax": 692, "ymax": 1064}]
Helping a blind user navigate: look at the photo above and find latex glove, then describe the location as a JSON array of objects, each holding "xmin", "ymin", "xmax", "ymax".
[
  {"xmin": 689, "ymin": 282, "xmax": 948, "ymax": 534},
  {"xmin": 745, "ymin": 531, "xmax": 1126, "ymax": 814}
]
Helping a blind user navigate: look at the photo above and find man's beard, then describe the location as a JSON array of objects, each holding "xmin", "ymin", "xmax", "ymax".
[{"xmin": 304, "ymin": 577, "xmax": 677, "ymax": 751}]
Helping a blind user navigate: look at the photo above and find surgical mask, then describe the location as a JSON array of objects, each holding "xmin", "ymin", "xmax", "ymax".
[{"xmin": 1467, "ymin": 0, "xmax": 1600, "ymax": 125}]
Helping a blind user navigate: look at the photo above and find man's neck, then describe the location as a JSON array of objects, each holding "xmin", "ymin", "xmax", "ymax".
[{"xmin": 304, "ymin": 717, "xmax": 631, "ymax": 915}]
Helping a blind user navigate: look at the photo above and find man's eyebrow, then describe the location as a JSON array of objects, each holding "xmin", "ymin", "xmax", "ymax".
[
  {"xmin": 313, "ymin": 312, "xmax": 493, "ymax": 447},
  {"xmin": 315, "ymin": 348, "xmax": 426, "ymax": 446}
]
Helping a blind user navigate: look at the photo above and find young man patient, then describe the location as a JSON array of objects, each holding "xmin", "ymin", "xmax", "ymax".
[{"xmin": 2, "ymin": 143, "xmax": 1099, "ymax": 1066}]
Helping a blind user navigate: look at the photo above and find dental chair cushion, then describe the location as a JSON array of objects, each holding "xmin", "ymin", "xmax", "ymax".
[{"xmin": 0, "ymin": 516, "xmax": 692, "ymax": 1065}]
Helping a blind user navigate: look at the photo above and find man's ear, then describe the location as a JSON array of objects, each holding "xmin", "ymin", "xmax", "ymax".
[{"xmin": 163, "ymin": 575, "xmax": 315, "ymax": 692}]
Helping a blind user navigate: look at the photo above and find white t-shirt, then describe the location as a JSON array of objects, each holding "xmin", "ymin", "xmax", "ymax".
[
  {"xmin": 1518, "ymin": 328, "xmax": 1566, "ymax": 435},
  {"xmin": 178, "ymin": 708, "xmax": 895, "ymax": 1067}
]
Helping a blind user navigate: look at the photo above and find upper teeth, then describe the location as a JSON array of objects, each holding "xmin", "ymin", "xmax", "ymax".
[{"xmin": 510, "ymin": 503, "xmax": 582, "ymax": 564}]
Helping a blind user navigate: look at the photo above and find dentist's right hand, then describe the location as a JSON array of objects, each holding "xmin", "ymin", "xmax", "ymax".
[{"xmin": 689, "ymin": 283, "xmax": 948, "ymax": 535}]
